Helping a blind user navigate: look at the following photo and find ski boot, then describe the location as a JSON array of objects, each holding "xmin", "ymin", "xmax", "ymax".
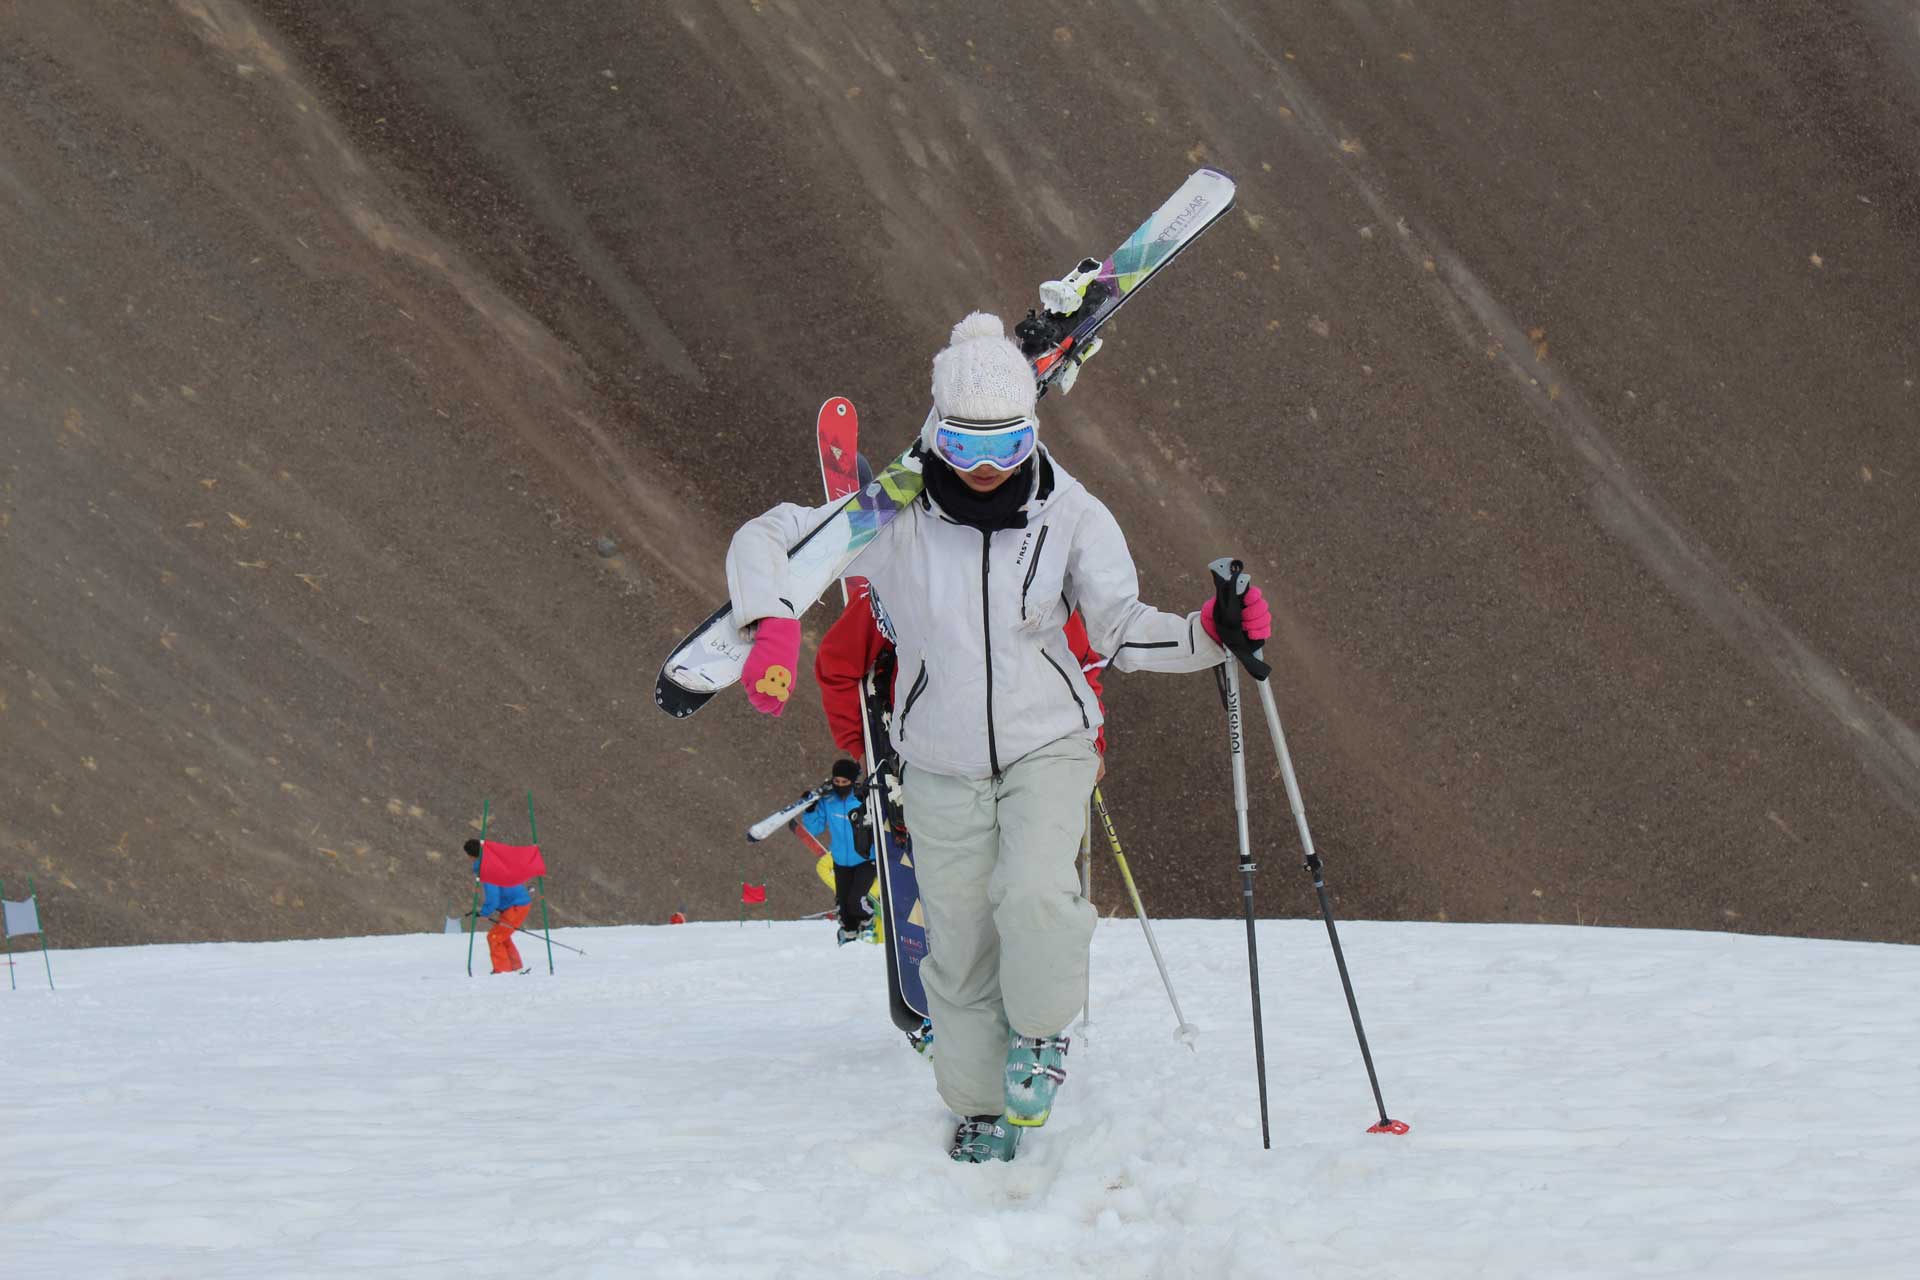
[
  {"xmin": 949, "ymin": 1114, "xmax": 1020, "ymax": 1164},
  {"xmin": 1004, "ymin": 1032, "xmax": 1070, "ymax": 1127},
  {"xmin": 835, "ymin": 926, "xmax": 862, "ymax": 947},
  {"xmin": 907, "ymin": 1018, "xmax": 934, "ymax": 1060}
]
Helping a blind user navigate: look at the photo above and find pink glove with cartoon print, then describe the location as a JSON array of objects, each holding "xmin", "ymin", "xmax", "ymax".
[
  {"xmin": 1200, "ymin": 585, "xmax": 1272, "ymax": 647},
  {"xmin": 743, "ymin": 617, "xmax": 802, "ymax": 716}
]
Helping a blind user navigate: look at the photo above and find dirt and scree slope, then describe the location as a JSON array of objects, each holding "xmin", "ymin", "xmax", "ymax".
[{"xmin": 3, "ymin": 1, "xmax": 1916, "ymax": 947}]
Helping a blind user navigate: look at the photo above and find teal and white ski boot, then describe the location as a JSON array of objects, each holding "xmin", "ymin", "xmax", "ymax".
[
  {"xmin": 949, "ymin": 1114, "xmax": 1021, "ymax": 1163},
  {"xmin": 1004, "ymin": 1032, "xmax": 1070, "ymax": 1127}
]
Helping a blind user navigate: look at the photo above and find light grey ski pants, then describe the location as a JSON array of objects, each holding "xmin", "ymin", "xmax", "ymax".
[{"xmin": 902, "ymin": 736, "xmax": 1100, "ymax": 1118}]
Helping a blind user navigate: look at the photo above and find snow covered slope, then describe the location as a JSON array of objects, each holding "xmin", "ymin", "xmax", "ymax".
[{"xmin": 4, "ymin": 919, "xmax": 1916, "ymax": 1278}]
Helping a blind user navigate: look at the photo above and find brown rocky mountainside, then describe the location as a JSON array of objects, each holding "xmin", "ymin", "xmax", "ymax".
[{"xmin": 3, "ymin": 1, "xmax": 1916, "ymax": 947}]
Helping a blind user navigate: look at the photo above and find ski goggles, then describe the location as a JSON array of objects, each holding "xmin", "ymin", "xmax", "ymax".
[{"xmin": 932, "ymin": 415, "xmax": 1038, "ymax": 473}]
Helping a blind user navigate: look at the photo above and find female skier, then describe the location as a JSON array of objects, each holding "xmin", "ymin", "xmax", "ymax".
[{"xmin": 724, "ymin": 312, "xmax": 1271, "ymax": 1162}]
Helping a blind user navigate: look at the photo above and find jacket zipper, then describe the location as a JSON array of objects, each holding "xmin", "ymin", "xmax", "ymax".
[
  {"xmin": 981, "ymin": 532, "xmax": 1001, "ymax": 777},
  {"xmin": 897, "ymin": 660, "xmax": 929, "ymax": 738},
  {"xmin": 1019, "ymin": 525, "xmax": 1050, "ymax": 620},
  {"xmin": 1042, "ymin": 650, "xmax": 1090, "ymax": 728}
]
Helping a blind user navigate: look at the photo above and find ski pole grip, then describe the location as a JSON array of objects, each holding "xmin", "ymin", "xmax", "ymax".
[{"xmin": 1208, "ymin": 556, "xmax": 1272, "ymax": 681}]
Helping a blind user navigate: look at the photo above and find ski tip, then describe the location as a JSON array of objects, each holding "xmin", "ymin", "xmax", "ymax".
[{"xmin": 818, "ymin": 395, "xmax": 856, "ymax": 422}]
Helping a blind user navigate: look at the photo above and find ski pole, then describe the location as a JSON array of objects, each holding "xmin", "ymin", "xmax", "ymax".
[
  {"xmin": 1209, "ymin": 558, "xmax": 1274, "ymax": 1147},
  {"xmin": 1091, "ymin": 786, "xmax": 1197, "ymax": 1046},
  {"xmin": 466, "ymin": 912, "xmax": 585, "ymax": 955},
  {"xmin": 1209, "ymin": 557, "xmax": 1407, "ymax": 1138},
  {"xmin": 522, "ymin": 924, "xmax": 579, "ymax": 955},
  {"xmin": 1216, "ymin": 642, "xmax": 1271, "ymax": 1150},
  {"xmin": 1077, "ymin": 803, "xmax": 1094, "ymax": 1036},
  {"xmin": 1248, "ymin": 671, "xmax": 1406, "ymax": 1135}
]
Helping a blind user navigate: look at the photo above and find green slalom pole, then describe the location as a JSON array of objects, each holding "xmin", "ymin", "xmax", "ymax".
[
  {"xmin": 529, "ymin": 790, "xmax": 554, "ymax": 975},
  {"xmin": 2, "ymin": 876, "xmax": 14, "ymax": 991},
  {"xmin": 468, "ymin": 798, "xmax": 489, "ymax": 976},
  {"xmin": 29, "ymin": 875, "xmax": 52, "ymax": 991}
]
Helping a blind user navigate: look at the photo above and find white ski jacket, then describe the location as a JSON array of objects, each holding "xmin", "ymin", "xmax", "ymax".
[{"xmin": 726, "ymin": 450, "xmax": 1227, "ymax": 779}]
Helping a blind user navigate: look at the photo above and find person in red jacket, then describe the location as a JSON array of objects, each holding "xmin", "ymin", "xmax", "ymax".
[{"xmin": 464, "ymin": 839, "xmax": 534, "ymax": 975}]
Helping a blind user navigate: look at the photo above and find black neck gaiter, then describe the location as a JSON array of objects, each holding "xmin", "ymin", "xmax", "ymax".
[{"xmin": 923, "ymin": 455, "xmax": 1035, "ymax": 533}]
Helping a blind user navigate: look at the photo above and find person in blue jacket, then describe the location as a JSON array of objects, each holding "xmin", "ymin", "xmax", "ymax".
[
  {"xmin": 801, "ymin": 759, "xmax": 876, "ymax": 945},
  {"xmin": 464, "ymin": 839, "xmax": 533, "ymax": 974}
]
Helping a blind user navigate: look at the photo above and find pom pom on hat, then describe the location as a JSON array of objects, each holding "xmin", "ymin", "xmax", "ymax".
[
  {"xmin": 948, "ymin": 312, "xmax": 1008, "ymax": 346},
  {"xmin": 930, "ymin": 311, "xmax": 1036, "ymax": 424}
]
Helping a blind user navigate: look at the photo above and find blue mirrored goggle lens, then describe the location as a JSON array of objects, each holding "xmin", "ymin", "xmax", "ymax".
[{"xmin": 934, "ymin": 418, "xmax": 1037, "ymax": 472}]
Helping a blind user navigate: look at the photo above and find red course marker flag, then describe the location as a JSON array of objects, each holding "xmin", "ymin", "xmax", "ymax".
[
  {"xmin": 740, "ymin": 883, "xmax": 767, "ymax": 905},
  {"xmin": 479, "ymin": 841, "xmax": 546, "ymax": 886}
]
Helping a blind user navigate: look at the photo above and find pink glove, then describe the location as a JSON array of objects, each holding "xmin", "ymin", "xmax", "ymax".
[
  {"xmin": 743, "ymin": 617, "xmax": 802, "ymax": 716},
  {"xmin": 1200, "ymin": 585, "xmax": 1272, "ymax": 646}
]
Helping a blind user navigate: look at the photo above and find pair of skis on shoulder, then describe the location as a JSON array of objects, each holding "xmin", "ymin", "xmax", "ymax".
[{"xmin": 653, "ymin": 166, "xmax": 1238, "ymax": 719}]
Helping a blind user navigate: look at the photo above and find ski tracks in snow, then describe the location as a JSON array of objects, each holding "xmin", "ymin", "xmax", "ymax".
[{"xmin": 4, "ymin": 920, "xmax": 1919, "ymax": 1278}]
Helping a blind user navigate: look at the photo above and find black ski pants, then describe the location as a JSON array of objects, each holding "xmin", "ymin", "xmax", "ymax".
[{"xmin": 834, "ymin": 859, "xmax": 877, "ymax": 932}]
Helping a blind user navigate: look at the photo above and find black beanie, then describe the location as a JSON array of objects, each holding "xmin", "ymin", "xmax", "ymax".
[
  {"xmin": 464, "ymin": 839, "xmax": 482, "ymax": 858},
  {"xmin": 831, "ymin": 759, "xmax": 861, "ymax": 782}
]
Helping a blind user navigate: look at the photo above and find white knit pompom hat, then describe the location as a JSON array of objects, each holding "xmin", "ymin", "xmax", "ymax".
[{"xmin": 929, "ymin": 312, "xmax": 1036, "ymax": 425}]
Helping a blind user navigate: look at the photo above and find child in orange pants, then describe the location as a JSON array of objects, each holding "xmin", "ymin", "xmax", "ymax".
[
  {"xmin": 466, "ymin": 840, "xmax": 535, "ymax": 974},
  {"xmin": 488, "ymin": 904, "xmax": 532, "ymax": 973}
]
